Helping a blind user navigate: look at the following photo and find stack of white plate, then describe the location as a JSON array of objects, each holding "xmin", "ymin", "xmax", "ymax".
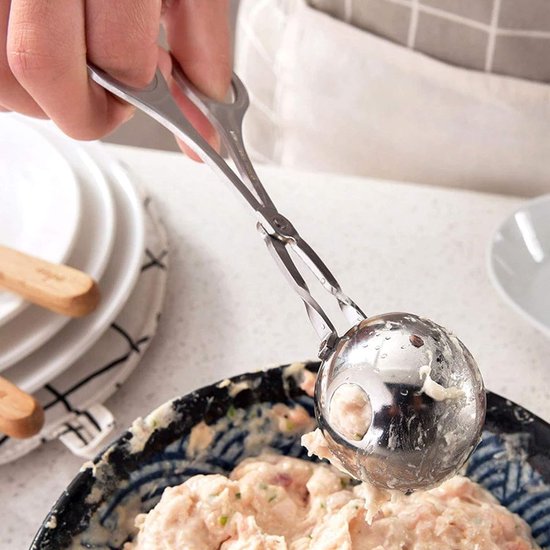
[{"xmin": 0, "ymin": 115, "xmax": 168, "ymax": 464}]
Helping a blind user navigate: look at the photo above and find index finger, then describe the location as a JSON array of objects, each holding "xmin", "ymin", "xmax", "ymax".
[{"xmin": 7, "ymin": 0, "xmax": 130, "ymax": 139}]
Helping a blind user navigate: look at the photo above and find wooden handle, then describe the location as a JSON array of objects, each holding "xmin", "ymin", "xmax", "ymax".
[
  {"xmin": 0, "ymin": 377, "xmax": 44, "ymax": 438},
  {"xmin": 0, "ymin": 245, "xmax": 100, "ymax": 317}
]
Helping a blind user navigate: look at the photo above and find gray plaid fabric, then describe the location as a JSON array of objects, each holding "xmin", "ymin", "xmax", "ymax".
[{"xmin": 307, "ymin": 0, "xmax": 550, "ymax": 82}]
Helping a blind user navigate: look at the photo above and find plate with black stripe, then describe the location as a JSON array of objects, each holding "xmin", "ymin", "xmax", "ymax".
[{"xmin": 32, "ymin": 362, "xmax": 550, "ymax": 549}]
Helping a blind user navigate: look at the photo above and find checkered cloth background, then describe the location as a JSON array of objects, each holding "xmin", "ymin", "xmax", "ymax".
[{"xmin": 308, "ymin": 0, "xmax": 550, "ymax": 82}]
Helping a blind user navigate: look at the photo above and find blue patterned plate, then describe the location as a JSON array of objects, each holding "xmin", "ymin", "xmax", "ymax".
[{"xmin": 32, "ymin": 362, "xmax": 550, "ymax": 549}]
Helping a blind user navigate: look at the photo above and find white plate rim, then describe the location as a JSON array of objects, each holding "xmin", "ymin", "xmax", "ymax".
[
  {"xmin": 0, "ymin": 125, "xmax": 116, "ymax": 370},
  {"xmin": 0, "ymin": 115, "xmax": 82, "ymax": 326},
  {"xmin": 0, "ymin": 197, "xmax": 168, "ymax": 464},
  {"xmin": 6, "ymin": 139, "xmax": 146, "ymax": 393},
  {"xmin": 487, "ymin": 193, "xmax": 550, "ymax": 340}
]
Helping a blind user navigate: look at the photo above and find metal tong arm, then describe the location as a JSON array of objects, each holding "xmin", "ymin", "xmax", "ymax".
[
  {"xmin": 88, "ymin": 63, "xmax": 260, "ymax": 213},
  {"xmin": 170, "ymin": 63, "xmax": 366, "ymax": 329},
  {"xmin": 88, "ymin": 61, "xmax": 366, "ymax": 356}
]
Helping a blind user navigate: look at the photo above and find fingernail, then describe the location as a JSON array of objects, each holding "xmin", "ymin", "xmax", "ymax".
[{"xmin": 122, "ymin": 105, "xmax": 136, "ymax": 123}]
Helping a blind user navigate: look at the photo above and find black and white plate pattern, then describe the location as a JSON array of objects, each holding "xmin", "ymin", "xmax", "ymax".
[{"xmin": 0, "ymin": 191, "xmax": 168, "ymax": 465}]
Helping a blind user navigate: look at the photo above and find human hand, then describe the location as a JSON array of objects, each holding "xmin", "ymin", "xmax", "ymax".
[{"xmin": 0, "ymin": 0, "xmax": 231, "ymax": 157}]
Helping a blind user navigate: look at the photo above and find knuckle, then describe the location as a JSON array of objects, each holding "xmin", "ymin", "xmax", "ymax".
[
  {"xmin": 8, "ymin": 45, "xmax": 51, "ymax": 81},
  {"xmin": 7, "ymin": 27, "xmax": 66, "ymax": 83}
]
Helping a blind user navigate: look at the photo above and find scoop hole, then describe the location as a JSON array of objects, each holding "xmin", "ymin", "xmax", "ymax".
[{"xmin": 329, "ymin": 383, "xmax": 372, "ymax": 442}]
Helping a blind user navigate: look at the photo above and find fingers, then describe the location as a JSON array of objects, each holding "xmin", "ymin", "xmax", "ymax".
[
  {"xmin": 3, "ymin": 0, "xmax": 162, "ymax": 137},
  {"xmin": 163, "ymin": 0, "xmax": 231, "ymax": 158},
  {"xmin": 163, "ymin": 0, "xmax": 232, "ymax": 101},
  {"xmin": 85, "ymin": 0, "xmax": 161, "ymax": 88},
  {"xmin": 6, "ymin": 0, "xmax": 132, "ymax": 139},
  {"xmin": 0, "ymin": 0, "xmax": 43, "ymax": 117},
  {"xmin": 2, "ymin": 0, "xmax": 230, "ymax": 155}
]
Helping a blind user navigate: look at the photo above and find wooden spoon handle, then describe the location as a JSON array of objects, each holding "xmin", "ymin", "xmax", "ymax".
[
  {"xmin": 0, "ymin": 245, "xmax": 100, "ymax": 317},
  {"xmin": 0, "ymin": 376, "xmax": 44, "ymax": 438}
]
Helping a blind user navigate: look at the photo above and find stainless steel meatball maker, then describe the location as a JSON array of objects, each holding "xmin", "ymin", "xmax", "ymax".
[{"xmin": 88, "ymin": 60, "xmax": 486, "ymax": 492}]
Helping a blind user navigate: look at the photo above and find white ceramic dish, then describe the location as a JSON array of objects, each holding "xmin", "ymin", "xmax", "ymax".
[
  {"xmin": 488, "ymin": 194, "xmax": 550, "ymax": 338},
  {"xmin": 0, "ymin": 116, "xmax": 81, "ymax": 326},
  {"xmin": 6, "ymin": 134, "xmax": 145, "ymax": 393},
  {"xmin": 0, "ymin": 196, "xmax": 168, "ymax": 465},
  {"xmin": 0, "ymin": 122, "xmax": 116, "ymax": 370}
]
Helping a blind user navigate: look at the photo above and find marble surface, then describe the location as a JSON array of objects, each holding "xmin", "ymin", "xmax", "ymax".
[{"xmin": 3, "ymin": 144, "xmax": 550, "ymax": 548}]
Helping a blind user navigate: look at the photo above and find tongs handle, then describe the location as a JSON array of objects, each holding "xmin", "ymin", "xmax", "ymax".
[
  {"xmin": 171, "ymin": 65, "xmax": 274, "ymax": 209},
  {"xmin": 88, "ymin": 62, "xmax": 261, "ymax": 213}
]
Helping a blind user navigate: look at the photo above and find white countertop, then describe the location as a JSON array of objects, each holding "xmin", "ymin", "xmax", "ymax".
[{"xmin": 3, "ymin": 144, "xmax": 550, "ymax": 547}]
